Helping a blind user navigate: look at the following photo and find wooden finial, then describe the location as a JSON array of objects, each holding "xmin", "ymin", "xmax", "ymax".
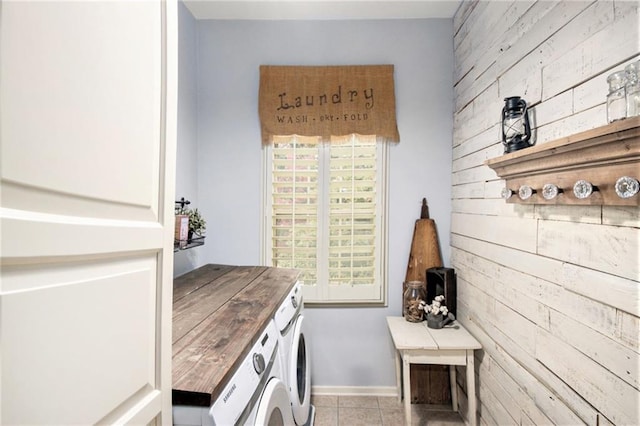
[{"xmin": 420, "ymin": 198, "xmax": 429, "ymax": 219}]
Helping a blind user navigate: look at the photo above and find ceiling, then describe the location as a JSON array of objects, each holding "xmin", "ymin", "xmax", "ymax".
[{"xmin": 182, "ymin": 0, "xmax": 462, "ymax": 20}]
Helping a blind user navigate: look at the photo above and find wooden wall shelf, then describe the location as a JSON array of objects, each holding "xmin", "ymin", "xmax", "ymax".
[{"xmin": 486, "ymin": 116, "xmax": 640, "ymax": 206}]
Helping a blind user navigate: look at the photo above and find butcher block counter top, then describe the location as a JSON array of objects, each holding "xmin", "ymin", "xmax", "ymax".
[{"xmin": 172, "ymin": 264, "xmax": 299, "ymax": 407}]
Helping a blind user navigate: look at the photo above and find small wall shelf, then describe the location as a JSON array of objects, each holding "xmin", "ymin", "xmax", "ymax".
[
  {"xmin": 174, "ymin": 236, "xmax": 205, "ymax": 252},
  {"xmin": 486, "ymin": 116, "xmax": 640, "ymax": 206},
  {"xmin": 174, "ymin": 197, "xmax": 206, "ymax": 252}
]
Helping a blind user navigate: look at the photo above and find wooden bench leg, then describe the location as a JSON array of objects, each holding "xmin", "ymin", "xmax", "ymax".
[
  {"xmin": 395, "ymin": 350, "xmax": 402, "ymax": 403},
  {"xmin": 466, "ymin": 350, "xmax": 477, "ymax": 426},
  {"xmin": 403, "ymin": 356, "xmax": 411, "ymax": 426},
  {"xmin": 449, "ymin": 365, "xmax": 458, "ymax": 412}
]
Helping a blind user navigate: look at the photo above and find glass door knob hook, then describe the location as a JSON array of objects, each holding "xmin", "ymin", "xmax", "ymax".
[
  {"xmin": 518, "ymin": 185, "xmax": 535, "ymax": 200},
  {"xmin": 573, "ymin": 180, "xmax": 596, "ymax": 199},
  {"xmin": 542, "ymin": 183, "xmax": 562, "ymax": 200},
  {"xmin": 501, "ymin": 187, "xmax": 514, "ymax": 199},
  {"xmin": 615, "ymin": 176, "xmax": 639, "ymax": 198}
]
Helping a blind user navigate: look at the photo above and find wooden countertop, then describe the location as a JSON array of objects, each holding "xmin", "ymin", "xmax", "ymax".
[{"xmin": 172, "ymin": 264, "xmax": 299, "ymax": 406}]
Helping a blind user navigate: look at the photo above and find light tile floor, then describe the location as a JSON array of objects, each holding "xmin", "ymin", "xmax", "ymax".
[{"xmin": 311, "ymin": 395, "xmax": 465, "ymax": 426}]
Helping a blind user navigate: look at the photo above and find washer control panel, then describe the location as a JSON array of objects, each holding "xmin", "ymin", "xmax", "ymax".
[{"xmin": 274, "ymin": 281, "xmax": 302, "ymax": 334}]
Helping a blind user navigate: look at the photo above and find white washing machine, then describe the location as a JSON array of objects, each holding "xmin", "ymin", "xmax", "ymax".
[
  {"xmin": 173, "ymin": 321, "xmax": 294, "ymax": 426},
  {"xmin": 273, "ymin": 281, "xmax": 312, "ymax": 425}
]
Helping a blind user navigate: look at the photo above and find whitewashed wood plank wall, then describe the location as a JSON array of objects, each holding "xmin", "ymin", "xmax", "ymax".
[{"xmin": 451, "ymin": 1, "xmax": 639, "ymax": 425}]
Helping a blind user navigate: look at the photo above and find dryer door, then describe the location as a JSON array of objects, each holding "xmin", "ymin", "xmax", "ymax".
[
  {"xmin": 254, "ymin": 378, "xmax": 295, "ymax": 426},
  {"xmin": 289, "ymin": 315, "xmax": 311, "ymax": 425}
]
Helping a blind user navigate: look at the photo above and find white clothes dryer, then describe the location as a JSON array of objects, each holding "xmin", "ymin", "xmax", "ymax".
[
  {"xmin": 273, "ymin": 281, "xmax": 312, "ymax": 425},
  {"xmin": 173, "ymin": 321, "xmax": 294, "ymax": 426}
]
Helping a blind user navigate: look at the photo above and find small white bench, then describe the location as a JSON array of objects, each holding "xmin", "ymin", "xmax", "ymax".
[{"xmin": 386, "ymin": 316, "xmax": 481, "ymax": 426}]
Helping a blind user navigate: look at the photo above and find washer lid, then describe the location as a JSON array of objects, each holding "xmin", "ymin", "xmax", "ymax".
[{"xmin": 289, "ymin": 315, "xmax": 311, "ymax": 425}]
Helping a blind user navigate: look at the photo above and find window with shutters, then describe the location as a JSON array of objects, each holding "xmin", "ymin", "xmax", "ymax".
[{"xmin": 263, "ymin": 134, "xmax": 388, "ymax": 305}]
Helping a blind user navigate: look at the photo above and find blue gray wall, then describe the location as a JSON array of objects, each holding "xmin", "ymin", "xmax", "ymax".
[{"xmin": 178, "ymin": 14, "xmax": 454, "ymax": 389}]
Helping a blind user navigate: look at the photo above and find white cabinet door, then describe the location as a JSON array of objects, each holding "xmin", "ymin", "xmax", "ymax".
[{"xmin": 0, "ymin": 1, "xmax": 177, "ymax": 424}]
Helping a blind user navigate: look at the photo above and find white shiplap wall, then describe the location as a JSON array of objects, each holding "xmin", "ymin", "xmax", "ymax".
[{"xmin": 451, "ymin": 1, "xmax": 639, "ymax": 425}]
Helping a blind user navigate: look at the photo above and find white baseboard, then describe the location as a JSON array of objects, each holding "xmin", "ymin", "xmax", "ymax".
[{"xmin": 311, "ymin": 385, "xmax": 398, "ymax": 397}]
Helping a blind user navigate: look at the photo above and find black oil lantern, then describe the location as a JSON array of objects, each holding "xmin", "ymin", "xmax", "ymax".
[{"xmin": 501, "ymin": 96, "xmax": 532, "ymax": 153}]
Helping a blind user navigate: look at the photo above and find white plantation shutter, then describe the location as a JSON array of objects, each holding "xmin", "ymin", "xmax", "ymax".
[
  {"xmin": 328, "ymin": 137, "xmax": 377, "ymax": 286},
  {"xmin": 271, "ymin": 136, "xmax": 320, "ymax": 284},
  {"xmin": 266, "ymin": 134, "xmax": 387, "ymax": 304}
]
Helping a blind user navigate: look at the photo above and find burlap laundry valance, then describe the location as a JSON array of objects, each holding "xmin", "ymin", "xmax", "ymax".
[{"xmin": 259, "ymin": 65, "xmax": 400, "ymax": 144}]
